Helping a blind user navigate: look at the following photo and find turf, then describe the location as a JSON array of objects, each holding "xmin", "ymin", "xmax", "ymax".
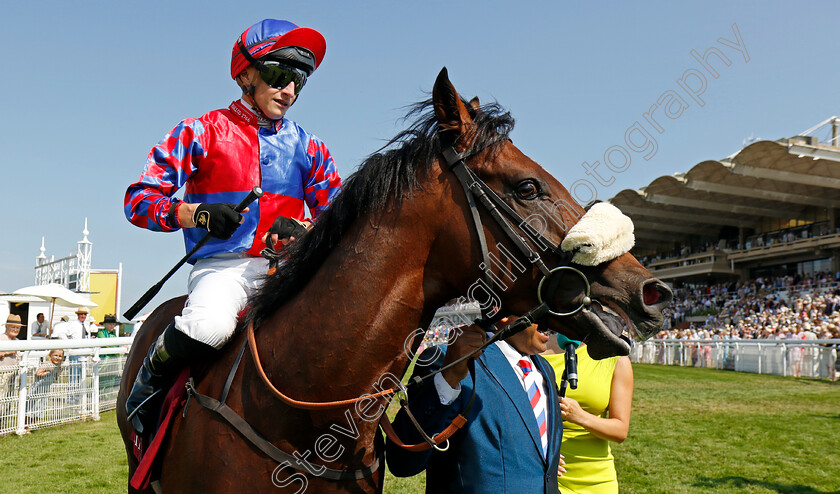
[{"xmin": 1, "ymin": 365, "xmax": 837, "ymax": 493}]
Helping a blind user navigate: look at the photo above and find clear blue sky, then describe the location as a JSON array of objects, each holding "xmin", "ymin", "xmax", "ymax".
[{"xmin": 2, "ymin": 1, "xmax": 838, "ymax": 318}]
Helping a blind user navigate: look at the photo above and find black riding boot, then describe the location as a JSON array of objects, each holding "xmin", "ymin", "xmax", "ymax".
[{"xmin": 125, "ymin": 323, "xmax": 217, "ymax": 434}]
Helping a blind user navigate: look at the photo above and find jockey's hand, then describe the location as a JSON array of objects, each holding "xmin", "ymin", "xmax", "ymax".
[
  {"xmin": 264, "ymin": 216, "xmax": 310, "ymax": 250},
  {"xmin": 192, "ymin": 203, "xmax": 244, "ymax": 240},
  {"xmin": 441, "ymin": 324, "xmax": 486, "ymax": 388}
]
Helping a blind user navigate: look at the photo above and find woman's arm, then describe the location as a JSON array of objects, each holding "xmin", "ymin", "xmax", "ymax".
[{"xmin": 559, "ymin": 356, "xmax": 634, "ymax": 443}]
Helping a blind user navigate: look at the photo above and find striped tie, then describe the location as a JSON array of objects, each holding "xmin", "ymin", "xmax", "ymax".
[{"xmin": 518, "ymin": 358, "xmax": 548, "ymax": 458}]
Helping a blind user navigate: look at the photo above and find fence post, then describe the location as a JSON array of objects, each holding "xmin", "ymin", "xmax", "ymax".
[
  {"xmin": 781, "ymin": 344, "xmax": 787, "ymax": 377},
  {"xmin": 80, "ymin": 355, "xmax": 89, "ymax": 418},
  {"xmin": 91, "ymin": 349, "xmax": 101, "ymax": 421},
  {"xmin": 15, "ymin": 352, "xmax": 29, "ymax": 436},
  {"xmin": 758, "ymin": 343, "xmax": 762, "ymax": 375}
]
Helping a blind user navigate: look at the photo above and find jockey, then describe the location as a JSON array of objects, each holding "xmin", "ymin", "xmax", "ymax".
[{"xmin": 123, "ymin": 19, "xmax": 342, "ymax": 434}]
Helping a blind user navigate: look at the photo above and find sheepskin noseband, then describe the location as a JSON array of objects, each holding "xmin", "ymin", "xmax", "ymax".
[{"xmin": 560, "ymin": 202, "xmax": 635, "ymax": 266}]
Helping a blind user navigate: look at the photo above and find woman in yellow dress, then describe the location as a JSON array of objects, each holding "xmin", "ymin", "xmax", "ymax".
[{"xmin": 542, "ymin": 336, "xmax": 634, "ymax": 493}]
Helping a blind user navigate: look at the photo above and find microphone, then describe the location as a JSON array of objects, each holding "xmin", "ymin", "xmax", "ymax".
[
  {"xmin": 492, "ymin": 303, "xmax": 550, "ymax": 342},
  {"xmin": 556, "ymin": 334, "xmax": 581, "ymax": 394}
]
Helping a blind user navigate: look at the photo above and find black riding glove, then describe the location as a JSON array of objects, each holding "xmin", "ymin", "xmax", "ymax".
[
  {"xmin": 192, "ymin": 203, "xmax": 243, "ymax": 240},
  {"xmin": 267, "ymin": 216, "xmax": 308, "ymax": 249}
]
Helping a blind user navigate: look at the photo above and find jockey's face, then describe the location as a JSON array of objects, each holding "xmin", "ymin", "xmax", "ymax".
[{"xmin": 241, "ymin": 66, "xmax": 297, "ymax": 120}]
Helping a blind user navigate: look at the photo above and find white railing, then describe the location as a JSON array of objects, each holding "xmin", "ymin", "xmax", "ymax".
[
  {"xmin": 630, "ymin": 339, "xmax": 840, "ymax": 379},
  {"xmin": 0, "ymin": 337, "xmax": 133, "ymax": 436}
]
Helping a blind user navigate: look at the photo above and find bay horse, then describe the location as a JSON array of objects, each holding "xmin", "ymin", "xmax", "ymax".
[{"xmin": 117, "ymin": 68, "xmax": 672, "ymax": 493}]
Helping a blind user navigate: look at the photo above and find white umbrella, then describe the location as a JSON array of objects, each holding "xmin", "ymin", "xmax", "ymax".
[
  {"xmin": 14, "ymin": 284, "xmax": 97, "ymax": 307},
  {"xmin": 13, "ymin": 284, "xmax": 97, "ymax": 333}
]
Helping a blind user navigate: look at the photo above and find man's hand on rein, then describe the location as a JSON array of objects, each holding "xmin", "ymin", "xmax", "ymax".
[{"xmin": 441, "ymin": 324, "xmax": 487, "ymax": 388}]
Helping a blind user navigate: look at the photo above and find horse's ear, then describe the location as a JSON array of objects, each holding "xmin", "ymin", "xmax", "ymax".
[
  {"xmin": 433, "ymin": 67, "xmax": 474, "ymax": 141},
  {"xmin": 468, "ymin": 97, "xmax": 481, "ymax": 111}
]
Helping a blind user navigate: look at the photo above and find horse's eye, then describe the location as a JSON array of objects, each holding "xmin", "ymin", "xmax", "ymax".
[{"xmin": 515, "ymin": 180, "xmax": 540, "ymax": 200}]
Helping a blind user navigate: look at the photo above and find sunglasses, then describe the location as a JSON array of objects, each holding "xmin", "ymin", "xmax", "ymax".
[{"xmin": 257, "ymin": 61, "xmax": 307, "ymax": 95}]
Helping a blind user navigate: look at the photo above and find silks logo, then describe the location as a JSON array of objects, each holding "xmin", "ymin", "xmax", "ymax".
[{"xmin": 196, "ymin": 211, "xmax": 209, "ymax": 229}]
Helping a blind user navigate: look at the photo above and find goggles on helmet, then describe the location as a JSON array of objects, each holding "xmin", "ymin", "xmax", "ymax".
[{"xmin": 257, "ymin": 61, "xmax": 307, "ymax": 94}]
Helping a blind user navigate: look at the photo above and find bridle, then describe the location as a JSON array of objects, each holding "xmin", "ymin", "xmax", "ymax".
[
  {"xmin": 442, "ymin": 134, "xmax": 592, "ymax": 321},
  {"xmin": 182, "ymin": 132, "xmax": 598, "ymax": 479}
]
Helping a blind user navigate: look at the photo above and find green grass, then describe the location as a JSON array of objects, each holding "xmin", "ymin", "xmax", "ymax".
[
  {"xmin": 0, "ymin": 411, "xmax": 128, "ymax": 493},
  {"xmin": 616, "ymin": 365, "xmax": 839, "ymax": 494},
  {"xmin": 1, "ymin": 365, "xmax": 838, "ymax": 493}
]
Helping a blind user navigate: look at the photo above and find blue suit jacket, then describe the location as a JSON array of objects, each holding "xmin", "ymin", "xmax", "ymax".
[{"xmin": 386, "ymin": 343, "xmax": 563, "ymax": 493}]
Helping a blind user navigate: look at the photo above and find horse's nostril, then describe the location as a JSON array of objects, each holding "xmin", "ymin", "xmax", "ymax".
[{"xmin": 642, "ymin": 280, "xmax": 672, "ymax": 306}]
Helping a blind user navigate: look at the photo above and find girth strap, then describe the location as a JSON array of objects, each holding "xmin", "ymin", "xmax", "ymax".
[
  {"xmin": 185, "ymin": 381, "xmax": 380, "ymax": 481},
  {"xmin": 183, "ymin": 338, "xmax": 381, "ymax": 481}
]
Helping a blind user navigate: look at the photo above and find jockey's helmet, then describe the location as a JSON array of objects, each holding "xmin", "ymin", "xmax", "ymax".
[{"xmin": 230, "ymin": 19, "xmax": 326, "ymax": 79}]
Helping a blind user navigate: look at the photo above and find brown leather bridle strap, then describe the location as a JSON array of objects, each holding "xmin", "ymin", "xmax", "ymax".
[
  {"xmin": 378, "ymin": 409, "xmax": 467, "ymax": 452},
  {"xmin": 247, "ymin": 320, "xmax": 396, "ymax": 409}
]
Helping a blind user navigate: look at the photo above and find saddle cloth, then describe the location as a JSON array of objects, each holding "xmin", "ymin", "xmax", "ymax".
[{"xmin": 129, "ymin": 368, "xmax": 190, "ymax": 490}]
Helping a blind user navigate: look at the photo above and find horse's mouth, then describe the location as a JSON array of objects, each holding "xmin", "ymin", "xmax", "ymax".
[
  {"xmin": 575, "ymin": 299, "xmax": 636, "ymax": 358},
  {"xmin": 533, "ymin": 297, "xmax": 637, "ymax": 357}
]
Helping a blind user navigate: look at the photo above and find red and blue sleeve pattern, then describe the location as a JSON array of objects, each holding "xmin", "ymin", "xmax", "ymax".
[
  {"xmin": 304, "ymin": 136, "xmax": 342, "ymax": 219},
  {"xmin": 124, "ymin": 119, "xmax": 206, "ymax": 232}
]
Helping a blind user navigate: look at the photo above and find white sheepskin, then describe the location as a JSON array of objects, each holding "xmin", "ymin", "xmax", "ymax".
[{"xmin": 560, "ymin": 202, "xmax": 635, "ymax": 266}]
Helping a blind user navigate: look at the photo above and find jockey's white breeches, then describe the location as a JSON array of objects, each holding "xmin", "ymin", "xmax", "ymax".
[{"xmin": 174, "ymin": 254, "xmax": 269, "ymax": 349}]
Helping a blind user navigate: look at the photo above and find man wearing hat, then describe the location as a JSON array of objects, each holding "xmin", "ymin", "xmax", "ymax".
[
  {"xmin": 53, "ymin": 306, "xmax": 93, "ymax": 340},
  {"xmin": 123, "ymin": 19, "xmax": 342, "ymax": 434},
  {"xmin": 0, "ymin": 315, "xmax": 24, "ymax": 402}
]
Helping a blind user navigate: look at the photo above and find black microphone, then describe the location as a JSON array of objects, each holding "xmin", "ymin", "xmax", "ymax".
[
  {"xmin": 492, "ymin": 303, "xmax": 550, "ymax": 342},
  {"xmin": 556, "ymin": 334, "xmax": 581, "ymax": 394}
]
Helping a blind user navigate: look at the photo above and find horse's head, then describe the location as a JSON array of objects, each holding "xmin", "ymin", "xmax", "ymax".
[{"xmin": 432, "ymin": 68, "xmax": 672, "ymax": 359}]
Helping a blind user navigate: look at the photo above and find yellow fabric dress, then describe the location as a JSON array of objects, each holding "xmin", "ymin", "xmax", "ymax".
[{"xmin": 544, "ymin": 346, "xmax": 619, "ymax": 494}]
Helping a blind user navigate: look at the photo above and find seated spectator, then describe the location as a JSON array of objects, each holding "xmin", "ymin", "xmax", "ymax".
[{"xmin": 30, "ymin": 313, "xmax": 49, "ymax": 339}]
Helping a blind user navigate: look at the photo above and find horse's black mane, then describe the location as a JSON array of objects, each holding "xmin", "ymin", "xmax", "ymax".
[{"xmin": 247, "ymin": 97, "xmax": 514, "ymax": 326}]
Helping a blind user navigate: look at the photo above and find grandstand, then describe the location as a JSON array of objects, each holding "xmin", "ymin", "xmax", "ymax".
[
  {"xmin": 613, "ymin": 116, "xmax": 840, "ymax": 285},
  {"xmin": 610, "ymin": 117, "xmax": 840, "ymax": 346}
]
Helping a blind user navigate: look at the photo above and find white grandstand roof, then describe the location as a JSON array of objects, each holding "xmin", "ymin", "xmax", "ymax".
[{"xmin": 609, "ymin": 117, "xmax": 840, "ymax": 250}]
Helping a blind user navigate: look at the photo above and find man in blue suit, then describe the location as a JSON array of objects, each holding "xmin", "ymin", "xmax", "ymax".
[{"xmin": 386, "ymin": 320, "xmax": 564, "ymax": 493}]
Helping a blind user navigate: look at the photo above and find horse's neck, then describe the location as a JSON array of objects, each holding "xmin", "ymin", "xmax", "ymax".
[{"xmin": 264, "ymin": 192, "xmax": 453, "ymax": 402}]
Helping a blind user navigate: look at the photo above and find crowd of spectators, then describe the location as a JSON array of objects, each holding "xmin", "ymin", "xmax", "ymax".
[
  {"xmin": 413, "ymin": 274, "xmax": 840, "ymax": 378},
  {"xmin": 662, "ymin": 272, "xmax": 840, "ymax": 338},
  {"xmin": 656, "ymin": 271, "xmax": 840, "ymax": 378},
  {"xmin": 639, "ymin": 222, "xmax": 839, "ymax": 266}
]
